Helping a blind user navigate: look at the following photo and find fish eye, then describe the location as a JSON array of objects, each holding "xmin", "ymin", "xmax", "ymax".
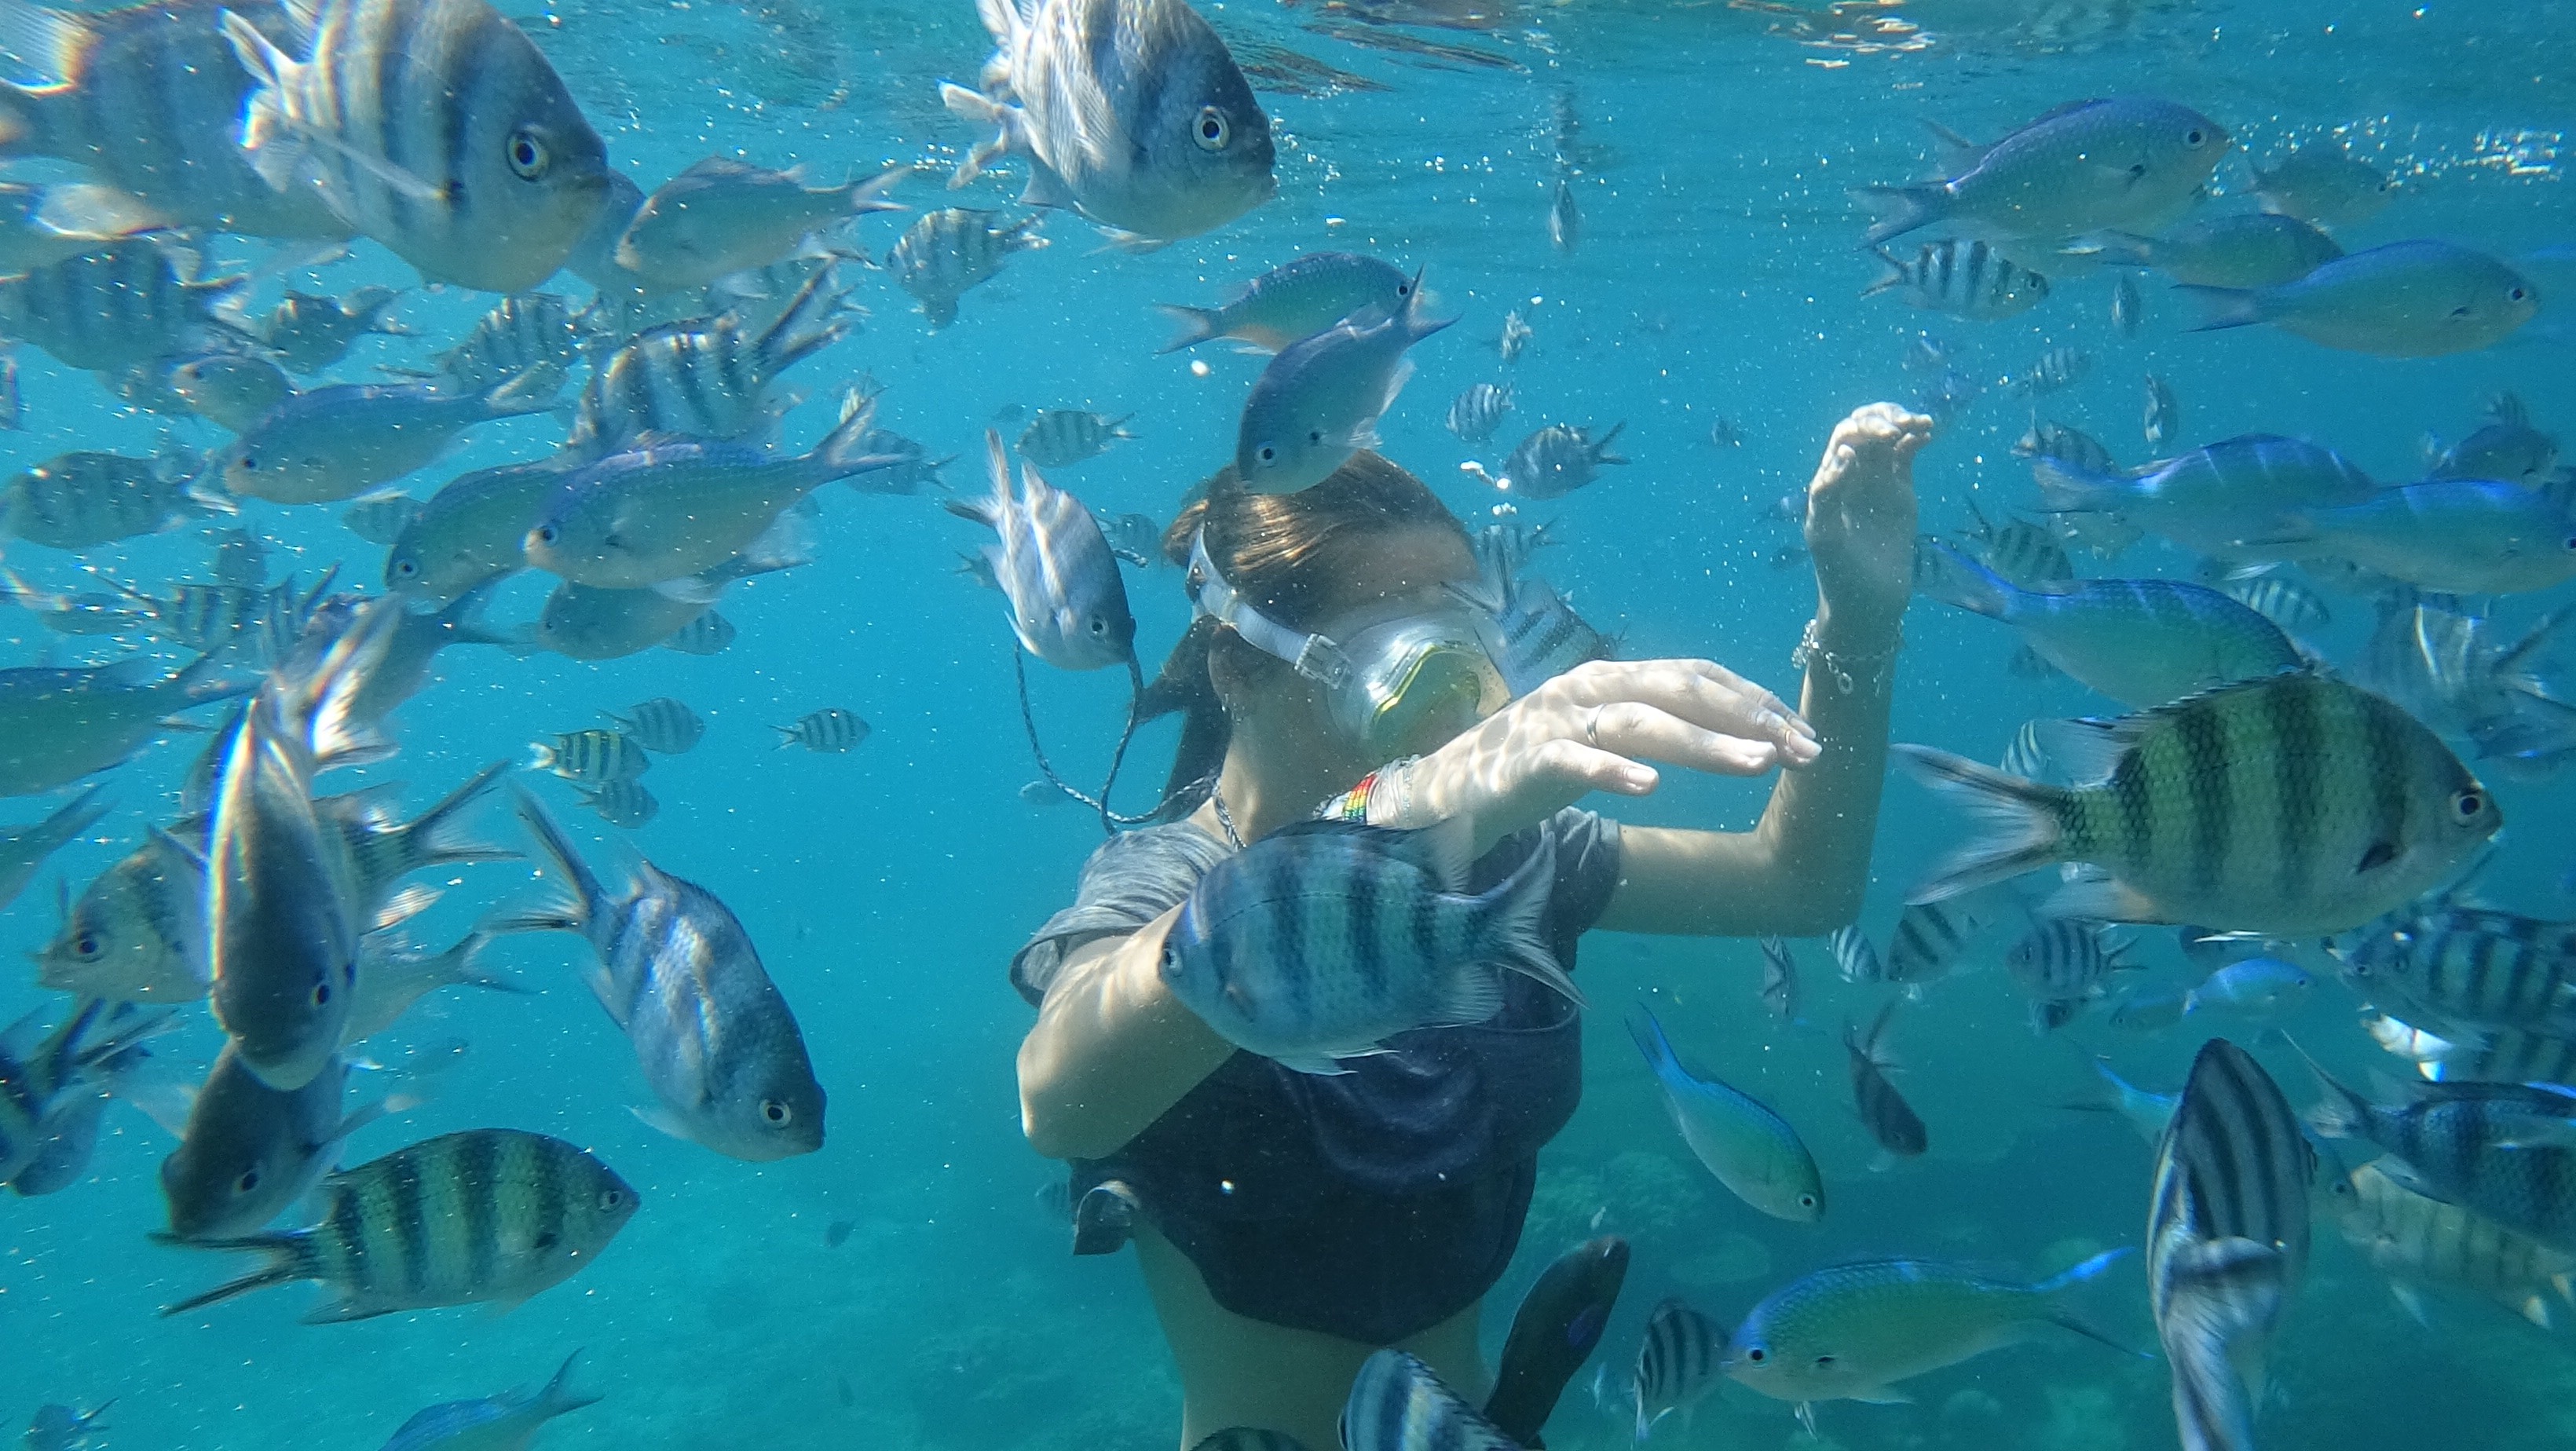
[
  {"xmin": 1813, "ymin": 1355, "xmax": 1835, "ymax": 1369},
  {"xmin": 1192, "ymin": 106, "xmax": 1230, "ymax": 152},
  {"xmin": 2184, "ymin": 128, "xmax": 2206, "ymax": 145},
  {"xmin": 760, "ymin": 1098, "xmax": 792, "ymax": 1125},
  {"xmin": 310, "ymin": 980, "xmax": 331, "ymax": 1007},
  {"xmin": 71, "ymin": 932, "xmax": 101, "ymax": 959},
  {"xmin": 508, "ymin": 128, "xmax": 550, "ymax": 180},
  {"xmin": 1798, "ymin": 1192, "xmax": 1818, "ymax": 1209},
  {"xmin": 1255, "ymin": 444, "xmax": 1277, "ymax": 464},
  {"xmin": 1744, "ymin": 1347, "xmax": 1767, "ymax": 1364},
  {"xmin": 536, "ymin": 524, "xmax": 559, "ymax": 544},
  {"xmin": 597, "ymin": 1187, "xmax": 624, "ymax": 1211},
  {"xmin": 234, "ymin": 1167, "xmax": 261, "ymax": 1193},
  {"xmin": 391, "ymin": 557, "xmax": 418, "ymax": 579},
  {"xmin": 1088, "ymin": 616, "xmax": 1109, "ymax": 638},
  {"xmin": 237, "ymin": 455, "xmax": 258, "ymax": 470},
  {"xmin": 2511, "ymin": 287, "xmax": 2530, "ymax": 302},
  {"xmin": 533, "ymin": 1229, "xmax": 561, "ymax": 1250},
  {"xmin": 1397, "ymin": 279, "xmax": 1414, "ymax": 297},
  {"xmin": 2453, "ymin": 789, "xmax": 2486, "ymax": 820},
  {"xmin": 1306, "ymin": 429, "xmax": 1323, "ymax": 444}
]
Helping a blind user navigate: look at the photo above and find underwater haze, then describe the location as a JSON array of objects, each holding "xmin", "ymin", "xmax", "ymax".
[{"xmin": 2, "ymin": 0, "xmax": 2574, "ymax": 1449}]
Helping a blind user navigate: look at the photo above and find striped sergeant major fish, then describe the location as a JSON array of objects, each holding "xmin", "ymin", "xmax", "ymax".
[
  {"xmin": 0, "ymin": 0, "xmax": 348, "ymax": 238},
  {"xmin": 1630, "ymin": 1296, "xmax": 1725, "ymax": 1442},
  {"xmin": 1863, "ymin": 238, "xmax": 2049, "ymax": 320},
  {"xmin": 155, "ymin": 1128, "xmax": 637, "ymax": 1321},
  {"xmin": 945, "ymin": 430, "xmax": 1137, "ymax": 674},
  {"xmin": 1, "ymin": 998, "xmax": 166, "ymax": 1186},
  {"xmin": 2335, "ymin": 904, "xmax": 2576, "ymax": 1035},
  {"xmin": 2368, "ymin": 1013, "xmax": 2576, "ymax": 1087},
  {"xmin": 220, "ymin": 0, "xmax": 615, "ymax": 293},
  {"xmin": 496, "ymin": 789, "xmax": 826, "ymax": 1161},
  {"xmin": 2335, "ymin": 1160, "xmax": 2576, "ymax": 1330},
  {"xmin": 886, "ymin": 207, "xmax": 1047, "ymax": 330},
  {"xmin": 567, "ymin": 267, "xmax": 854, "ymax": 458},
  {"xmin": 1886, "ymin": 888, "xmax": 2005, "ymax": 989},
  {"xmin": 429, "ymin": 292, "xmax": 586, "ymax": 397},
  {"xmin": 1341, "ymin": 1349, "xmax": 1519, "ymax": 1451},
  {"xmin": 1828, "ymin": 923, "xmax": 1884, "ymax": 985},
  {"xmin": 2147, "ymin": 1039, "xmax": 2311, "ymax": 1451},
  {"xmin": 2304, "ymin": 1058, "xmax": 2576, "ymax": 1255},
  {"xmin": 0, "ymin": 239, "xmax": 244, "ymax": 372}
]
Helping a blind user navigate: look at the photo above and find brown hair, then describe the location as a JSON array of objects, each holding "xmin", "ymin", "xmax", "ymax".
[{"xmin": 1137, "ymin": 451, "xmax": 1466, "ymax": 813}]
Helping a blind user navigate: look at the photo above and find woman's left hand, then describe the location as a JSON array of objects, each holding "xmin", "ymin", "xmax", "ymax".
[{"xmin": 1803, "ymin": 403, "xmax": 1933, "ymax": 638}]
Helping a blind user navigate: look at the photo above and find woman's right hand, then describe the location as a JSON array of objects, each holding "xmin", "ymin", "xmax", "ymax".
[{"xmin": 1395, "ymin": 658, "xmax": 1821, "ymax": 853}]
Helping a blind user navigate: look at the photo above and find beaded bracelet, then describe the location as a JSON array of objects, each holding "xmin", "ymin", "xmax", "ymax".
[{"xmin": 1791, "ymin": 618, "xmax": 1902, "ymax": 696}]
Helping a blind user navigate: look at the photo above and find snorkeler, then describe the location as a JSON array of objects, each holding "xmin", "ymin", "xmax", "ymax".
[{"xmin": 1008, "ymin": 403, "xmax": 1930, "ymax": 1451}]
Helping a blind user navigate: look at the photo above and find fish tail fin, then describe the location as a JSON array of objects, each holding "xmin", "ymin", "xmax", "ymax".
[
  {"xmin": 2173, "ymin": 283, "xmax": 2266, "ymax": 333},
  {"xmin": 1893, "ymin": 744, "xmax": 2069, "ymax": 901},
  {"xmin": 938, "ymin": 82, "xmax": 1017, "ymax": 188},
  {"xmin": 970, "ymin": 0, "xmax": 1021, "ymax": 45},
  {"xmin": 38, "ymin": 780, "xmax": 114, "ymax": 844},
  {"xmin": 842, "ymin": 163, "xmax": 907, "ymax": 216},
  {"xmin": 539, "ymin": 1348, "xmax": 602, "ymax": 1417},
  {"xmin": 813, "ymin": 386, "xmax": 890, "ymax": 480},
  {"xmin": 1151, "ymin": 303, "xmax": 1222, "ymax": 353},
  {"xmin": 1860, "ymin": 247, "xmax": 1910, "ymax": 298},
  {"xmin": 478, "ymin": 367, "xmax": 558, "ymax": 418},
  {"xmin": 493, "ymin": 785, "xmax": 601, "ymax": 933},
  {"xmin": 403, "ymin": 760, "xmax": 519, "ymax": 871},
  {"xmin": 2029, "ymin": 455, "xmax": 2128, "ymax": 516},
  {"xmin": 1912, "ymin": 537, "xmax": 2016, "ymax": 620},
  {"xmin": 1851, "ymin": 182, "xmax": 1952, "ymax": 247},
  {"xmin": 2036, "ymin": 1246, "xmax": 2133, "ymax": 1296},
  {"xmin": 217, "ymin": 9, "xmax": 306, "ymax": 193},
  {"xmin": 1472, "ymin": 830, "xmax": 1581, "ymax": 1006},
  {"xmin": 1623, "ymin": 1003, "xmax": 1683, "ymax": 1086},
  {"xmin": 0, "ymin": 0, "xmax": 84, "ymax": 141},
  {"xmin": 151, "ymin": 1230, "xmax": 311, "ymax": 1317},
  {"xmin": 287, "ymin": 598, "xmax": 399, "ymax": 768},
  {"xmin": 750, "ymin": 266, "xmax": 854, "ymax": 376}
]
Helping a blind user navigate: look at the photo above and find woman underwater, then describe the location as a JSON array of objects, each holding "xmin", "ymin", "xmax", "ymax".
[{"xmin": 1009, "ymin": 402, "xmax": 1933, "ymax": 1450}]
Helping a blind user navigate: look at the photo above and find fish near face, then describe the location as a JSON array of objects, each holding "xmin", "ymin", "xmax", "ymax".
[
  {"xmin": 1119, "ymin": 2, "xmax": 1276, "ymax": 241},
  {"xmin": 450, "ymin": 52, "xmax": 617, "ymax": 293}
]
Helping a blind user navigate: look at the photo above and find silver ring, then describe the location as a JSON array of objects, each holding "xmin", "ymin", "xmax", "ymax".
[{"xmin": 1583, "ymin": 704, "xmax": 1603, "ymax": 747}]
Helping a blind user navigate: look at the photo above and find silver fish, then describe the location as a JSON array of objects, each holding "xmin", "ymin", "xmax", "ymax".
[
  {"xmin": 35, "ymin": 829, "xmax": 209, "ymax": 1002},
  {"xmin": 613, "ymin": 156, "xmax": 902, "ymax": 293},
  {"xmin": 887, "ymin": 207, "xmax": 1045, "ymax": 329},
  {"xmin": 166, "ymin": 350, "xmax": 296, "ymax": 432},
  {"xmin": 498, "ymin": 790, "xmax": 825, "ymax": 1160},
  {"xmin": 939, "ymin": 0, "xmax": 1275, "ymax": 249},
  {"xmin": 218, "ymin": 375, "xmax": 554, "ymax": 506},
  {"xmin": 2241, "ymin": 479, "xmax": 2576, "ymax": 596},
  {"xmin": 432, "ymin": 292, "xmax": 584, "ymax": 397},
  {"xmin": 0, "ymin": 652, "xmax": 246, "ymax": 798},
  {"xmin": 1547, "ymin": 175, "xmax": 1580, "ymax": 253},
  {"xmin": 531, "ymin": 542, "xmax": 803, "ymax": 661},
  {"xmin": 2011, "ymin": 345, "xmax": 2090, "ymax": 397},
  {"xmin": 945, "ymin": 431, "xmax": 1136, "ymax": 671},
  {"xmin": 2082, "ymin": 213, "xmax": 2344, "ymax": 290},
  {"xmin": 340, "ymin": 489, "xmax": 424, "ymax": 546},
  {"xmin": 205, "ymin": 604, "xmax": 397, "ymax": 1090},
  {"xmin": 159, "ymin": 1044, "xmax": 376, "ymax": 1240},
  {"xmin": 2426, "ymin": 393, "xmax": 2556, "ymax": 488},
  {"xmin": 1156, "ymin": 251, "xmax": 1414, "ymax": 353},
  {"xmin": 1630, "ymin": 1297, "xmax": 1725, "ymax": 1442},
  {"xmin": 2143, "ymin": 374, "xmax": 2177, "ymax": 449},
  {"xmin": 1828, "ymin": 923, "xmax": 1884, "ymax": 985},
  {"xmin": 1757, "ymin": 936, "xmax": 1799, "ymax": 1025},
  {"xmin": 221, "ymin": 0, "xmax": 613, "ymax": 291},
  {"xmin": 2112, "ymin": 271, "xmax": 2142, "ymax": 335},
  {"xmin": 0, "ymin": 783, "xmax": 111, "ymax": 914},
  {"xmin": 384, "ymin": 457, "xmax": 568, "ymax": 605},
  {"xmin": 1857, "ymin": 99, "xmax": 2230, "ymax": 248},
  {"xmin": 20, "ymin": 1402, "xmax": 108, "ymax": 1451},
  {"xmin": 1846, "ymin": 1003, "xmax": 1927, "ymax": 1157},
  {"xmin": 2179, "ymin": 240, "xmax": 2538, "ymax": 358},
  {"xmin": 342, "ymin": 928, "xmax": 514, "ymax": 1043},
  {"xmin": 575, "ymin": 778, "xmax": 657, "ymax": 829},
  {"xmin": 1236, "ymin": 279, "xmax": 1449, "ymax": 493},
  {"xmin": 2251, "ymin": 140, "xmax": 2397, "ymax": 229},
  {"xmin": 531, "ymin": 393, "xmax": 891, "ymax": 588}
]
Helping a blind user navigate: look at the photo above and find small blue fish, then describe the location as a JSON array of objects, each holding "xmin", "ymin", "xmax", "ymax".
[
  {"xmin": 1236, "ymin": 277, "xmax": 1450, "ymax": 493},
  {"xmin": 1855, "ymin": 99, "xmax": 2228, "ymax": 247},
  {"xmin": 1629, "ymin": 1004, "xmax": 1823, "ymax": 1222},
  {"xmin": 2241, "ymin": 478, "xmax": 2576, "ymax": 596},
  {"xmin": 2185, "ymin": 958, "xmax": 2314, "ymax": 1022},
  {"xmin": 380, "ymin": 1350, "xmax": 597, "ymax": 1451},
  {"xmin": 2033, "ymin": 433, "xmax": 2378, "ymax": 561},
  {"xmin": 2179, "ymin": 239, "xmax": 2538, "ymax": 357}
]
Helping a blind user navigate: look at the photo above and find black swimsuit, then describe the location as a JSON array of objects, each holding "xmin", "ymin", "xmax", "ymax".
[{"xmin": 1012, "ymin": 810, "xmax": 1621, "ymax": 1345}]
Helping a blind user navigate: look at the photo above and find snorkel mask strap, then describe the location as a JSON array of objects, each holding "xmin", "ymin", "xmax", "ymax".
[{"xmin": 1187, "ymin": 528, "xmax": 1352, "ymax": 689}]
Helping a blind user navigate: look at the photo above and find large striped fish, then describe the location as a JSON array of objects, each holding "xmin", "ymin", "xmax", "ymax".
[
  {"xmin": 2334, "ymin": 1160, "xmax": 2576, "ymax": 1329},
  {"xmin": 566, "ymin": 269, "xmax": 852, "ymax": 458},
  {"xmin": 156, "ymin": 1128, "xmax": 636, "ymax": 1321},
  {"xmin": 1897, "ymin": 674, "xmax": 2501, "ymax": 937},
  {"xmin": 1341, "ymin": 1349, "xmax": 1518, "ymax": 1451},
  {"xmin": 2148, "ymin": 1040, "xmax": 2311, "ymax": 1451},
  {"xmin": 2305, "ymin": 1065, "xmax": 2576, "ymax": 1254},
  {"xmin": 1163, "ymin": 818, "xmax": 1573, "ymax": 1076},
  {"xmin": 220, "ymin": 0, "xmax": 613, "ymax": 291},
  {"xmin": 0, "ymin": 0, "xmax": 348, "ymax": 238},
  {"xmin": 0, "ymin": 240, "xmax": 243, "ymax": 372},
  {"xmin": 495, "ymin": 790, "xmax": 825, "ymax": 1161},
  {"xmin": 2337, "ymin": 904, "xmax": 2576, "ymax": 1035}
]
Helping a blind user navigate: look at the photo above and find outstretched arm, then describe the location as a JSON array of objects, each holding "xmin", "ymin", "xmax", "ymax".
[{"xmin": 1598, "ymin": 403, "xmax": 1928, "ymax": 936}]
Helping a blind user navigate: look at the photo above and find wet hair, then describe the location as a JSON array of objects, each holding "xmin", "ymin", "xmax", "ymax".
[{"xmin": 1138, "ymin": 451, "xmax": 1467, "ymax": 815}]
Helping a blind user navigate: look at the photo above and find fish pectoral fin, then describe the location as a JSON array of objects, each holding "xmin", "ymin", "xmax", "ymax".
[
  {"xmin": 629, "ymin": 1102, "xmax": 697, "ymax": 1142},
  {"xmin": 1848, "ymin": 1387, "xmax": 1914, "ymax": 1405},
  {"xmin": 2038, "ymin": 874, "xmax": 2164, "ymax": 927},
  {"xmin": 1272, "ymin": 1052, "xmax": 1360, "ymax": 1076},
  {"xmin": 1429, "ymin": 963, "xmax": 1504, "ymax": 1027},
  {"xmin": 2388, "ymin": 1281, "xmax": 2433, "ymax": 1327}
]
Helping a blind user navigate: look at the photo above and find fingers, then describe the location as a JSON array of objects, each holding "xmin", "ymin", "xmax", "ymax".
[
  {"xmin": 1590, "ymin": 700, "xmax": 1794, "ymax": 777},
  {"xmin": 1546, "ymin": 659, "xmax": 1820, "ymax": 764},
  {"xmin": 1528, "ymin": 736, "xmax": 1659, "ymax": 798}
]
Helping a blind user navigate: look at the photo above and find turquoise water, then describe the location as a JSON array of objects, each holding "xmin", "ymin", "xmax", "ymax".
[{"xmin": 2, "ymin": 1, "xmax": 2574, "ymax": 1447}]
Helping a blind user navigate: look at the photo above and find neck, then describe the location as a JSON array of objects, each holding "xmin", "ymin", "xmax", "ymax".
[{"xmin": 1205, "ymin": 737, "xmax": 1358, "ymax": 845}]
